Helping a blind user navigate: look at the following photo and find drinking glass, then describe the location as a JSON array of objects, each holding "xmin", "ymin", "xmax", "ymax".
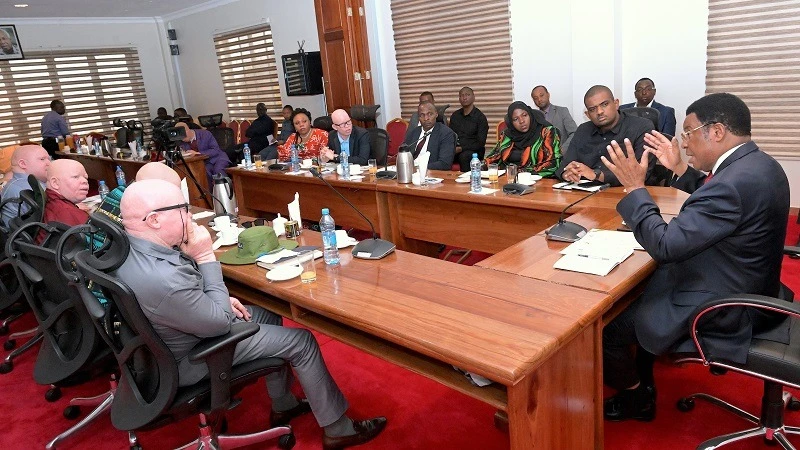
[
  {"xmin": 253, "ymin": 154, "xmax": 263, "ymax": 169},
  {"xmin": 368, "ymin": 159, "xmax": 378, "ymax": 176},
  {"xmin": 506, "ymin": 164, "xmax": 518, "ymax": 184},
  {"xmin": 488, "ymin": 163, "xmax": 499, "ymax": 183},
  {"xmin": 299, "ymin": 250, "xmax": 316, "ymax": 283}
]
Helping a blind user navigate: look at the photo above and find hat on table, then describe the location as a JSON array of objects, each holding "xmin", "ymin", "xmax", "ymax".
[{"xmin": 219, "ymin": 226, "xmax": 298, "ymax": 265}]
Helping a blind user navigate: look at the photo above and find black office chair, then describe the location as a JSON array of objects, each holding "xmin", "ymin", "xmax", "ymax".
[
  {"xmin": 674, "ymin": 286, "xmax": 800, "ymax": 449},
  {"xmin": 70, "ymin": 213, "xmax": 295, "ymax": 450},
  {"xmin": 350, "ymin": 104, "xmax": 381, "ymax": 128},
  {"xmin": 313, "ymin": 115, "xmax": 333, "ymax": 132},
  {"xmin": 623, "ymin": 107, "xmax": 661, "ymax": 131},
  {"xmin": 199, "ymin": 114, "xmax": 237, "ymax": 163},
  {"xmin": 367, "ymin": 127, "xmax": 389, "ymax": 167}
]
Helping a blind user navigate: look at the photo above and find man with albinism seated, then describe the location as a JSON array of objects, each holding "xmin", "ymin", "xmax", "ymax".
[
  {"xmin": 320, "ymin": 109, "xmax": 371, "ymax": 166},
  {"xmin": 115, "ymin": 179, "xmax": 387, "ymax": 450},
  {"xmin": 402, "ymin": 101, "xmax": 456, "ymax": 171},
  {"xmin": 42, "ymin": 159, "xmax": 91, "ymax": 228},
  {"xmin": 1, "ymin": 144, "xmax": 51, "ymax": 229}
]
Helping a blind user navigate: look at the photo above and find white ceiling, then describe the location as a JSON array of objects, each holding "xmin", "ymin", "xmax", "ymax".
[{"xmin": 0, "ymin": 0, "xmax": 224, "ymax": 19}]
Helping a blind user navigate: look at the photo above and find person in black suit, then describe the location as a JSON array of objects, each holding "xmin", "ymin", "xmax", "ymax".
[
  {"xmin": 600, "ymin": 93, "xmax": 790, "ymax": 422},
  {"xmin": 620, "ymin": 78, "xmax": 677, "ymax": 137},
  {"xmin": 403, "ymin": 101, "xmax": 456, "ymax": 170},
  {"xmin": 320, "ymin": 109, "xmax": 371, "ymax": 165}
]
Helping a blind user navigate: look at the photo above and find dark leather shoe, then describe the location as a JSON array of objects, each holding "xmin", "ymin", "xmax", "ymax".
[
  {"xmin": 269, "ymin": 399, "xmax": 312, "ymax": 427},
  {"xmin": 322, "ymin": 417, "xmax": 387, "ymax": 450},
  {"xmin": 604, "ymin": 385, "xmax": 656, "ymax": 422}
]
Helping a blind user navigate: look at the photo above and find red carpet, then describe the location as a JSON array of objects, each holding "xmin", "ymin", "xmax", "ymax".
[{"xmin": 0, "ymin": 217, "xmax": 798, "ymax": 449}]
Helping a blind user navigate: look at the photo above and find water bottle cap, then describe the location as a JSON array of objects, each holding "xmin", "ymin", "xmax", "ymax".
[
  {"xmin": 99, "ymin": 180, "xmax": 106, "ymax": 185},
  {"xmin": 472, "ymin": 153, "xmax": 478, "ymax": 158},
  {"xmin": 116, "ymin": 165, "xmax": 122, "ymax": 170},
  {"xmin": 321, "ymin": 208, "xmax": 329, "ymax": 215}
]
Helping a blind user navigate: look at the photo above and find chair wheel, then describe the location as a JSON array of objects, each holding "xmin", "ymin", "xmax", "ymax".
[
  {"xmin": 278, "ymin": 433, "xmax": 296, "ymax": 449},
  {"xmin": 3, "ymin": 339, "xmax": 15, "ymax": 350},
  {"xmin": 63, "ymin": 405, "xmax": 81, "ymax": 419},
  {"xmin": 765, "ymin": 436, "xmax": 779, "ymax": 446},
  {"xmin": 45, "ymin": 387, "xmax": 62, "ymax": 402},
  {"xmin": 130, "ymin": 445, "xmax": 142, "ymax": 450},
  {"xmin": 789, "ymin": 398, "xmax": 800, "ymax": 411},
  {"xmin": 677, "ymin": 398, "xmax": 695, "ymax": 412},
  {"xmin": 0, "ymin": 361, "xmax": 12, "ymax": 374},
  {"xmin": 0, "ymin": 324, "xmax": 7, "ymax": 335}
]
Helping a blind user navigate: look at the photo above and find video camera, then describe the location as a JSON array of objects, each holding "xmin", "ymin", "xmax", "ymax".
[
  {"xmin": 150, "ymin": 118, "xmax": 187, "ymax": 148},
  {"xmin": 113, "ymin": 118, "xmax": 144, "ymax": 151}
]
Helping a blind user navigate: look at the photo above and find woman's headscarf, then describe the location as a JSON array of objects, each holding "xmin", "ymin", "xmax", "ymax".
[{"xmin": 504, "ymin": 101, "xmax": 548, "ymax": 149}]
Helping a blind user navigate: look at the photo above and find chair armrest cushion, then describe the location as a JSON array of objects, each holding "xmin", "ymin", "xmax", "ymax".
[
  {"xmin": 691, "ymin": 294, "xmax": 800, "ymax": 323},
  {"xmin": 188, "ymin": 321, "xmax": 259, "ymax": 363}
]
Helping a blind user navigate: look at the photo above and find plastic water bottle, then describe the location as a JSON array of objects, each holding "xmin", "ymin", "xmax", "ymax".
[
  {"xmin": 320, "ymin": 208, "xmax": 340, "ymax": 265},
  {"xmin": 115, "ymin": 165, "xmax": 126, "ymax": 187},
  {"xmin": 98, "ymin": 180, "xmax": 110, "ymax": 200},
  {"xmin": 470, "ymin": 153, "xmax": 482, "ymax": 193},
  {"xmin": 341, "ymin": 151, "xmax": 350, "ymax": 180},
  {"xmin": 290, "ymin": 144, "xmax": 300, "ymax": 172},
  {"xmin": 243, "ymin": 143, "xmax": 252, "ymax": 169}
]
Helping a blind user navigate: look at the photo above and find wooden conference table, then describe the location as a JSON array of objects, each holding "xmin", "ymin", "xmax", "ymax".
[
  {"xmin": 56, "ymin": 151, "xmax": 211, "ymax": 208},
  {"xmin": 219, "ymin": 167, "xmax": 689, "ymax": 450}
]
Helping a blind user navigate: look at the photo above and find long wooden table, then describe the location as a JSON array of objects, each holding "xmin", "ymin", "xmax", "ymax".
[
  {"xmin": 57, "ymin": 151, "xmax": 211, "ymax": 208},
  {"xmin": 216, "ymin": 168, "xmax": 690, "ymax": 449}
]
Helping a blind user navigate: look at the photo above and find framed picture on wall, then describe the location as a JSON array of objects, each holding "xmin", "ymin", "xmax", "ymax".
[{"xmin": 0, "ymin": 25, "xmax": 24, "ymax": 60}]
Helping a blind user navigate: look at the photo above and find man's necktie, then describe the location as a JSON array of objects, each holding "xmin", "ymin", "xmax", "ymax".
[
  {"xmin": 414, "ymin": 132, "xmax": 429, "ymax": 156},
  {"xmin": 703, "ymin": 172, "xmax": 714, "ymax": 184}
]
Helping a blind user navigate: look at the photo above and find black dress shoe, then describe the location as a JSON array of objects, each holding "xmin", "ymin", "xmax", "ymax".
[
  {"xmin": 322, "ymin": 417, "xmax": 387, "ymax": 450},
  {"xmin": 269, "ymin": 399, "xmax": 312, "ymax": 427},
  {"xmin": 604, "ymin": 385, "xmax": 656, "ymax": 422}
]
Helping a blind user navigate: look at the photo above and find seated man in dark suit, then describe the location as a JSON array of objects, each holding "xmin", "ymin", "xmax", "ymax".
[
  {"xmin": 405, "ymin": 91, "xmax": 447, "ymax": 140},
  {"xmin": 117, "ymin": 180, "xmax": 387, "ymax": 449},
  {"xmin": 620, "ymin": 78, "xmax": 677, "ymax": 137},
  {"xmin": 403, "ymin": 101, "xmax": 456, "ymax": 171},
  {"xmin": 245, "ymin": 102, "xmax": 278, "ymax": 160},
  {"xmin": 320, "ymin": 109, "xmax": 371, "ymax": 165},
  {"xmin": 557, "ymin": 85, "xmax": 655, "ymax": 186},
  {"xmin": 600, "ymin": 93, "xmax": 790, "ymax": 422}
]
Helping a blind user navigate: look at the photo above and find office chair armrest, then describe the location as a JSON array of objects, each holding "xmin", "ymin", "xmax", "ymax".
[
  {"xmin": 189, "ymin": 321, "xmax": 260, "ymax": 415},
  {"xmin": 785, "ymin": 245, "xmax": 800, "ymax": 258},
  {"xmin": 689, "ymin": 294, "xmax": 800, "ymax": 363}
]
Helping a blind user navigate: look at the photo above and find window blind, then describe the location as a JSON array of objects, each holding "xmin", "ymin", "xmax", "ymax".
[
  {"xmin": 0, "ymin": 47, "xmax": 151, "ymax": 148},
  {"xmin": 706, "ymin": 0, "xmax": 800, "ymax": 159},
  {"xmin": 214, "ymin": 24, "xmax": 283, "ymax": 122},
  {"xmin": 390, "ymin": 0, "xmax": 513, "ymax": 147}
]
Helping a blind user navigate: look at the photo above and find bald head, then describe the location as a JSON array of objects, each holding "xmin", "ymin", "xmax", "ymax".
[
  {"xmin": 121, "ymin": 179, "xmax": 187, "ymax": 245},
  {"xmin": 11, "ymin": 145, "xmax": 51, "ymax": 182},
  {"xmin": 136, "ymin": 162, "xmax": 181, "ymax": 186},
  {"xmin": 331, "ymin": 109, "xmax": 353, "ymax": 138},
  {"xmin": 47, "ymin": 159, "xmax": 89, "ymax": 204}
]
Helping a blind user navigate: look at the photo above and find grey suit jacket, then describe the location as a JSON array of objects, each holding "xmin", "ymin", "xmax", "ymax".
[
  {"xmin": 545, "ymin": 104, "xmax": 578, "ymax": 152},
  {"xmin": 403, "ymin": 122, "xmax": 456, "ymax": 170},
  {"xmin": 617, "ymin": 141, "xmax": 790, "ymax": 363}
]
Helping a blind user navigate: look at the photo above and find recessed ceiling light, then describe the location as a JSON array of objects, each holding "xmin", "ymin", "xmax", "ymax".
[{"xmin": 14, "ymin": 4, "xmax": 29, "ymax": 7}]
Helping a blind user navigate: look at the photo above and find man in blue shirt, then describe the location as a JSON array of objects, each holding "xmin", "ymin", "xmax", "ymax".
[
  {"xmin": 40, "ymin": 100, "xmax": 70, "ymax": 159},
  {"xmin": 320, "ymin": 109, "xmax": 371, "ymax": 165},
  {"xmin": 0, "ymin": 145, "xmax": 50, "ymax": 229}
]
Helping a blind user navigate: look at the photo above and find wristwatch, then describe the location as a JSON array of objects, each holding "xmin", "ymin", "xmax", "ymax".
[{"xmin": 592, "ymin": 168, "xmax": 601, "ymax": 181}]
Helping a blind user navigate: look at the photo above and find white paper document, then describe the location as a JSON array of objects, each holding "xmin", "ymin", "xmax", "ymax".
[{"xmin": 553, "ymin": 229, "xmax": 642, "ymax": 276}]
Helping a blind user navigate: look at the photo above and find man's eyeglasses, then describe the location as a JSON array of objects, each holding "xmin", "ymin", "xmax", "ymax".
[
  {"xmin": 333, "ymin": 119, "xmax": 352, "ymax": 128},
  {"xmin": 240, "ymin": 218, "xmax": 268, "ymax": 228},
  {"xmin": 680, "ymin": 123, "xmax": 714, "ymax": 141},
  {"xmin": 142, "ymin": 203, "xmax": 189, "ymax": 221},
  {"xmin": 635, "ymin": 87, "xmax": 655, "ymax": 94}
]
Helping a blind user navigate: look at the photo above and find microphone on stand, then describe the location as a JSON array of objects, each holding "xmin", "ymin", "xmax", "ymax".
[
  {"xmin": 376, "ymin": 129, "xmax": 431, "ymax": 180},
  {"xmin": 309, "ymin": 167, "xmax": 396, "ymax": 259},
  {"xmin": 545, "ymin": 184, "xmax": 610, "ymax": 242}
]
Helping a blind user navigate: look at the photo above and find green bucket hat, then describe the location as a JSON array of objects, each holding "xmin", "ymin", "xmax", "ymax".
[{"xmin": 219, "ymin": 226, "xmax": 298, "ymax": 265}]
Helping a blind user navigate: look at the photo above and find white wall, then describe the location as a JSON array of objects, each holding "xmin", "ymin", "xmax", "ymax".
[
  {"xmin": 164, "ymin": 0, "xmax": 325, "ymax": 120},
  {"xmin": 11, "ymin": 18, "xmax": 177, "ymax": 118}
]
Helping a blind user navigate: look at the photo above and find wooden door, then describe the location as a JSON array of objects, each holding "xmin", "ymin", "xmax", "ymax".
[{"xmin": 314, "ymin": 0, "xmax": 374, "ymax": 115}]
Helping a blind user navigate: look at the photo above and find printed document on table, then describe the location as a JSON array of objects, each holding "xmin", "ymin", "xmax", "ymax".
[
  {"xmin": 553, "ymin": 229, "xmax": 639, "ymax": 276},
  {"xmin": 562, "ymin": 229, "xmax": 644, "ymax": 253}
]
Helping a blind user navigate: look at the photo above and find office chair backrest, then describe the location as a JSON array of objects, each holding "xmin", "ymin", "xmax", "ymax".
[
  {"xmin": 209, "ymin": 127, "xmax": 235, "ymax": 152},
  {"xmin": 197, "ymin": 113, "xmax": 224, "ymax": 129},
  {"xmin": 367, "ymin": 127, "xmax": 389, "ymax": 167},
  {"xmin": 623, "ymin": 107, "xmax": 661, "ymax": 131},
  {"xmin": 351, "ymin": 104, "xmax": 381, "ymax": 128},
  {"xmin": 8, "ymin": 221, "xmax": 103, "ymax": 384},
  {"xmin": 313, "ymin": 115, "xmax": 333, "ymax": 132},
  {"xmin": 69, "ymin": 213, "xmax": 179, "ymax": 431}
]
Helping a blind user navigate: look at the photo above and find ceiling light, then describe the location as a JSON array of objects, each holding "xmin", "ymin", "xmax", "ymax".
[{"xmin": 14, "ymin": 4, "xmax": 29, "ymax": 7}]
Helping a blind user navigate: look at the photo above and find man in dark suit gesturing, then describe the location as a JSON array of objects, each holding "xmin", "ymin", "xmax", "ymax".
[
  {"xmin": 600, "ymin": 93, "xmax": 790, "ymax": 422},
  {"xmin": 320, "ymin": 109, "xmax": 371, "ymax": 165},
  {"xmin": 403, "ymin": 101, "xmax": 456, "ymax": 170},
  {"xmin": 620, "ymin": 78, "xmax": 677, "ymax": 137}
]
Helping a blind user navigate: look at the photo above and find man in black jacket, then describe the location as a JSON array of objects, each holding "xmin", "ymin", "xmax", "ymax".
[
  {"xmin": 245, "ymin": 102, "xmax": 278, "ymax": 160},
  {"xmin": 320, "ymin": 109, "xmax": 371, "ymax": 165}
]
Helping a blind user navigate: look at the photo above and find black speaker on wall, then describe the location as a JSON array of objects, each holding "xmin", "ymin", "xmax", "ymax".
[{"xmin": 282, "ymin": 51, "xmax": 323, "ymax": 96}]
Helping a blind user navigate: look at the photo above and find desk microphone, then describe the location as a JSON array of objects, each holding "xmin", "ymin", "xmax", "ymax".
[
  {"xmin": 545, "ymin": 184, "xmax": 609, "ymax": 242},
  {"xmin": 376, "ymin": 130, "xmax": 430, "ymax": 180},
  {"xmin": 309, "ymin": 167, "xmax": 396, "ymax": 259}
]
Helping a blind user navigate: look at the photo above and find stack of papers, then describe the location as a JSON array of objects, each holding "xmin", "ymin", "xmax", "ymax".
[
  {"xmin": 553, "ymin": 180, "xmax": 608, "ymax": 192},
  {"xmin": 553, "ymin": 229, "xmax": 643, "ymax": 276}
]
